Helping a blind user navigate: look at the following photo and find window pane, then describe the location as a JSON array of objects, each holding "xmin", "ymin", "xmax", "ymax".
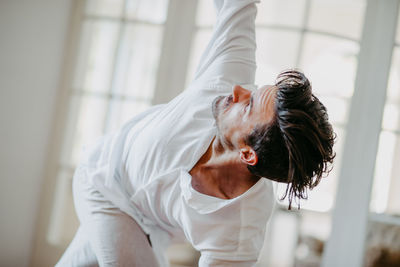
[
  {"xmin": 73, "ymin": 21, "xmax": 120, "ymax": 93},
  {"xmin": 125, "ymin": 0, "xmax": 169, "ymax": 24},
  {"xmin": 258, "ymin": 209, "xmax": 298, "ymax": 267},
  {"xmin": 294, "ymin": 210, "xmax": 331, "ymax": 266},
  {"xmin": 382, "ymin": 103, "xmax": 400, "ymax": 132},
  {"xmin": 68, "ymin": 95, "xmax": 108, "ymax": 165},
  {"xmin": 196, "ymin": 0, "xmax": 216, "ymax": 27},
  {"xmin": 307, "ymin": 0, "xmax": 366, "ymax": 40},
  {"xmin": 386, "ymin": 138, "xmax": 400, "ymax": 215},
  {"xmin": 106, "ymin": 99, "xmax": 151, "ymax": 132},
  {"xmin": 186, "ymin": 29, "xmax": 213, "ymax": 86},
  {"xmin": 256, "ymin": 0, "xmax": 307, "ymax": 28},
  {"xmin": 47, "ymin": 169, "xmax": 79, "ymax": 246},
  {"xmin": 300, "ymin": 33, "xmax": 359, "ymax": 99},
  {"xmin": 255, "ymin": 29, "xmax": 301, "ymax": 86},
  {"xmin": 85, "ymin": 0, "xmax": 124, "ymax": 17},
  {"xmin": 387, "ymin": 47, "xmax": 400, "ymax": 101},
  {"xmin": 370, "ymin": 45, "xmax": 400, "ymax": 216},
  {"xmin": 396, "ymin": 7, "xmax": 400, "ymax": 45},
  {"xmin": 112, "ymin": 24, "xmax": 163, "ymax": 99},
  {"xmin": 198, "ymin": 0, "xmax": 308, "ymax": 28},
  {"xmin": 370, "ymin": 131, "xmax": 399, "ymax": 214},
  {"xmin": 318, "ymin": 95, "xmax": 349, "ymax": 125},
  {"xmin": 382, "ymin": 46, "xmax": 400, "ymax": 137}
]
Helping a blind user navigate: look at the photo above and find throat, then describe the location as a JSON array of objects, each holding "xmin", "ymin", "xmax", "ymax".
[
  {"xmin": 189, "ymin": 159, "xmax": 260, "ymax": 200},
  {"xmin": 189, "ymin": 137, "xmax": 260, "ymax": 199}
]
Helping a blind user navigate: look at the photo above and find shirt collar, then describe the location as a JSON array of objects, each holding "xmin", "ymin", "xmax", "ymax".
[{"xmin": 179, "ymin": 170, "xmax": 266, "ymax": 214}]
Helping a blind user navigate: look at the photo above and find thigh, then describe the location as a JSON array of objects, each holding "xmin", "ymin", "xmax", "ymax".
[
  {"xmin": 73, "ymin": 166, "xmax": 159, "ymax": 267},
  {"xmin": 85, "ymin": 209, "xmax": 158, "ymax": 267}
]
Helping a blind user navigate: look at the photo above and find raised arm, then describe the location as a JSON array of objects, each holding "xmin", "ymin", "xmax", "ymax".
[{"xmin": 191, "ymin": 0, "xmax": 259, "ymax": 91}]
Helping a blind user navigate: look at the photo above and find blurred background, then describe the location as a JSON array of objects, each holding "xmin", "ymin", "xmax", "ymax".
[{"xmin": 1, "ymin": 0, "xmax": 400, "ymax": 266}]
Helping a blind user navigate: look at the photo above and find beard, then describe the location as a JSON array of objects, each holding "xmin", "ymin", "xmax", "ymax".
[
  {"xmin": 211, "ymin": 95, "xmax": 236, "ymax": 150},
  {"xmin": 212, "ymin": 95, "xmax": 224, "ymax": 119}
]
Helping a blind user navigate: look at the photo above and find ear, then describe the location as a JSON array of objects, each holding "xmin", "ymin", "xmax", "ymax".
[{"xmin": 239, "ymin": 146, "xmax": 258, "ymax": 166}]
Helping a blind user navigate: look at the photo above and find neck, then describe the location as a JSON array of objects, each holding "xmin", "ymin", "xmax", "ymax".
[{"xmin": 189, "ymin": 136, "xmax": 260, "ymax": 199}]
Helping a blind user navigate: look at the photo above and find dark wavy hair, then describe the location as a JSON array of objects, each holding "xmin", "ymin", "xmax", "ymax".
[{"xmin": 245, "ymin": 69, "xmax": 336, "ymax": 209}]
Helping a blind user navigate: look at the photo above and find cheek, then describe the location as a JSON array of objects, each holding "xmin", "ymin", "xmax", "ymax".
[
  {"xmin": 220, "ymin": 111, "xmax": 239, "ymax": 130},
  {"xmin": 225, "ymin": 107, "xmax": 241, "ymax": 120},
  {"xmin": 222, "ymin": 118, "xmax": 244, "ymax": 141},
  {"xmin": 229, "ymin": 120, "xmax": 256, "ymax": 144},
  {"xmin": 218, "ymin": 107, "xmax": 249, "ymax": 133},
  {"xmin": 230, "ymin": 130, "xmax": 242, "ymax": 144}
]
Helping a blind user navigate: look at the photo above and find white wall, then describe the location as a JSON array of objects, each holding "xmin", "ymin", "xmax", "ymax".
[{"xmin": 0, "ymin": 1, "xmax": 71, "ymax": 266}]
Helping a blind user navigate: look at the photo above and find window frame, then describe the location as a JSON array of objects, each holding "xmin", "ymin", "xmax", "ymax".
[
  {"xmin": 32, "ymin": 0, "xmax": 400, "ymax": 266},
  {"xmin": 31, "ymin": 0, "xmax": 197, "ymax": 265}
]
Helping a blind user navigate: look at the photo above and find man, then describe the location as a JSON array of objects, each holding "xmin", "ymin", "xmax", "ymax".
[{"xmin": 57, "ymin": 0, "xmax": 335, "ymax": 266}]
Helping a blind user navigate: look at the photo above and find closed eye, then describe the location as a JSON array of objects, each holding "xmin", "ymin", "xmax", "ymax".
[
  {"xmin": 247, "ymin": 95, "xmax": 254, "ymax": 113},
  {"xmin": 242, "ymin": 94, "xmax": 253, "ymax": 114}
]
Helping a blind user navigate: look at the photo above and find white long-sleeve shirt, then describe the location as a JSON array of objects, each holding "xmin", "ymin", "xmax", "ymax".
[{"xmin": 81, "ymin": 0, "xmax": 275, "ymax": 266}]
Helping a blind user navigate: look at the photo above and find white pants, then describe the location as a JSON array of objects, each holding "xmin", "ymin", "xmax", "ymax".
[{"xmin": 55, "ymin": 166, "xmax": 159, "ymax": 267}]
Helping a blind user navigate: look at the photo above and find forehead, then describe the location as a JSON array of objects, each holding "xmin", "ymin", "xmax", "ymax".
[{"xmin": 254, "ymin": 85, "xmax": 277, "ymax": 117}]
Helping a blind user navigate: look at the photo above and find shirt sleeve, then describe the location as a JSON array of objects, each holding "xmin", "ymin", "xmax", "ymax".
[{"xmin": 190, "ymin": 0, "xmax": 259, "ymax": 91}]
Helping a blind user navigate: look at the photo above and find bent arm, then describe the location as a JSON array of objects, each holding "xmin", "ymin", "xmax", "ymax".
[{"xmin": 191, "ymin": 0, "xmax": 259, "ymax": 91}]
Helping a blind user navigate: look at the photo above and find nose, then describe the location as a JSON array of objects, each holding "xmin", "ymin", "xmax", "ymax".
[{"xmin": 232, "ymin": 85, "xmax": 251, "ymax": 103}]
